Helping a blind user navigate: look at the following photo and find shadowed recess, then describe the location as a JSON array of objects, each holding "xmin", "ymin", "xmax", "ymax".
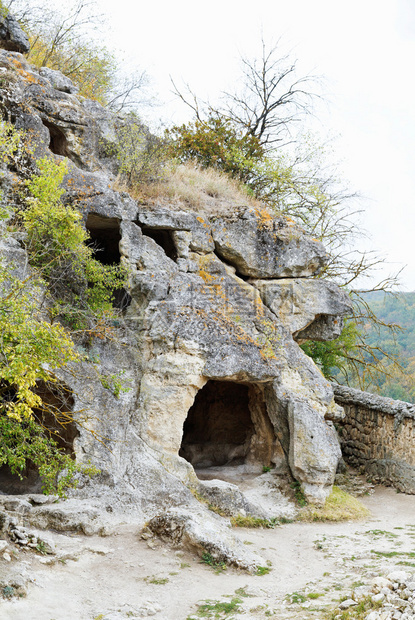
[
  {"xmin": 85, "ymin": 213, "xmax": 131, "ymax": 310},
  {"xmin": 180, "ymin": 380, "xmax": 277, "ymax": 470},
  {"xmin": 135, "ymin": 222, "xmax": 178, "ymax": 262}
]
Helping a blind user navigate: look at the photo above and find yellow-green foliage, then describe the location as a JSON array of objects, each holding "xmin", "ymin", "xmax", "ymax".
[
  {"xmin": 0, "ymin": 270, "xmax": 79, "ymax": 421},
  {"xmin": 0, "ymin": 126, "xmax": 109, "ymax": 493},
  {"xmin": 0, "ymin": 216, "xmax": 90, "ymax": 495},
  {"xmin": 0, "ymin": 121, "xmax": 22, "ymax": 164},
  {"xmin": 1, "ymin": 125, "xmax": 78, "ymax": 421},
  {"xmin": 20, "ymin": 0, "xmax": 117, "ymax": 106},
  {"xmin": 298, "ymin": 486, "xmax": 370, "ymax": 522},
  {"xmin": 111, "ymin": 114, "xmax": 168, "ymax": 187},
  {"xmin": 167, "ymin": 114, "xmax": 264, "ymax": 184},
  {"xmin": 24, "ymin": 157, "xmax": 126, "ymax": 332}
]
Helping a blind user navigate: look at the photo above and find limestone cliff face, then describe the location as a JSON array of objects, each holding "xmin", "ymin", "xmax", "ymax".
[{"xmin": 0, "ymin": 40, "xmax": 351, "ymax": 516}]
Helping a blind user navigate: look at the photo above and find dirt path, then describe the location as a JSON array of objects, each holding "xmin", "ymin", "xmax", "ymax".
[{"xmin": 2, "ymin": 487, "xmax": 415, "ymax": 620}]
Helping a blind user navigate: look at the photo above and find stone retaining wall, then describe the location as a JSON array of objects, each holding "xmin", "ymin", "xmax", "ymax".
[{"xmin": 333, "ymin": 385, "xmax": 415, "ymax": 493}]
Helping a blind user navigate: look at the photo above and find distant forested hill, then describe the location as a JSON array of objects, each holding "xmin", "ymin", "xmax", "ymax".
[{"xmin": 352, "ymin": 291, "xmax": 415, "ymax": 403}]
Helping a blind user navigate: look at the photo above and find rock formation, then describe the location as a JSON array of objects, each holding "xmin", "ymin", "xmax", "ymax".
[
  {"xmin": 0, "ymin": 9, "xmax": 29, "ymax": 55},
  {"xmin": 0, "ymin": 19, "xmax": 353, "ymax": 567}
]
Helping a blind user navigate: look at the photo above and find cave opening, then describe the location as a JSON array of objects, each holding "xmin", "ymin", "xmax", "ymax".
[
  {"xmin": 85, "ymin": 213, "xmax": 131, "ymax": 310},
  {"xmin": 179, "ymin": 380, "xmax": 277, "ymax": 473},
  {"xmin": 137, "ymin": 224, "xmax": 178, "ymax": 262},
  {"xmin": 86, "ymin": 213, "xmax": 122, "ymax": 265},
  {"xmin": 0, "ymin": 381, "xmax": 78, "ymax": 495},
  {"xmin": 42, "ymin": 119, "xmax": 69, "ymax": 157}
]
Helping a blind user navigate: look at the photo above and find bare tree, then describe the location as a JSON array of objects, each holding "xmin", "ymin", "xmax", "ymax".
[
  {"xmin": 220, "ymin": 40, "xmax": 319, "ymax": 148},
  {"xmin": 171, "ymin": 42, "xmax": 404, "ymax": 387},
  {"xmin": 172, "ymin": 40, "xmax": 319, "ymax": 150}
]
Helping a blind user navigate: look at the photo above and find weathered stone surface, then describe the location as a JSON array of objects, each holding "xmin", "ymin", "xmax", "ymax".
[
  {"xmin": 197, "ymin": 479, "xmax": 269, "ymax": 518},
  {"xmin": 334, "ymin": 384, "xmax": 415, "ymax": 417},
  {"xmin": 0, "ymin": 41, "xmax": 356, "ymax": 564},
  {"xmin": 144, "ymin": 506, "xmax": 260, "ymax": 571},
  {"xmin": 0, "ymin": 497, "xmax": 32, "ymax": 514},
  {"xmin": 334, "ymin": 384, "xmax": 415, "ymax": 494},
  {"xmin": 254, "ymin": 278, "xmax": 352, "ymax": 341},
  {"xmin": 136, "ymin": 206, "xmax": 215, "ymax": 254},
  {"xmin": 0, "ymin": 11, "xmax": 29, "ymax": 54},
  {"xmin": 0, "ymin": 510, "xmax": 9, "ymax": 535},
  {"xmin": 211, "ymin": 207, "xmax": 328, "ymax": 278},
  {"xmin": 27, "ymin": 500, "xmax": 109, "ymax": 536},
  {"xmin": 0, "ymin": 50, "xmax": 119, "ymax": 170},
  {"xmin": 288, "ymin": 401, "xmax": 342, "ymax": 502},
  {"xmin": 39, "ymin": 66, "xmax": 79, "ymax": 94}
]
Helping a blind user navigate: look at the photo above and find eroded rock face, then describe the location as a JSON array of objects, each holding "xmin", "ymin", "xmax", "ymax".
[
  {"xmin": 0, "ymin": 11, "xmax": 29, "ymax": 54},
  {"xmin": 0, "ymin": 45, "xmax": 352, "ymax": 556},
  {"xmin": 254, "ymin": 278, "xmax": 352, "ymax": 341},
  {"xmin": 143, "ymin": 507, "xmax": 260, "ymax": 572},
  {"xmin": 211, "ymin": 208, "xmax": 328, "ymax": 278}
]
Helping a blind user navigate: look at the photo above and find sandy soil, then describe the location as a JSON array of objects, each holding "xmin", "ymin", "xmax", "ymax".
[{"xmin": 2, "ymin": 486, "xmax": 415, "ymax": 620}]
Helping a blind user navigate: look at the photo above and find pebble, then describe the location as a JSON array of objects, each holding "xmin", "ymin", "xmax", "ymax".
[
  {"xmin": 339, "ymin": 598, "xmax": 358, "ymax": 609},
  {"xmin": 335, "ymin": 570, "xmax": 415, "ymax": 619}
]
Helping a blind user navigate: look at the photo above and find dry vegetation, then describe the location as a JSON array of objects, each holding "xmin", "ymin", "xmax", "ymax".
[{"xmin": 116, "ymin": 162, "xmax": 262, "ymax": 216}]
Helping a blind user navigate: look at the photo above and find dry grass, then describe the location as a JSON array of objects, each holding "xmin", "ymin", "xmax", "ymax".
[
  {"xmin": 116, "ymin": 162, "xmax": 262, "ymax": 216},
  {"xmin": 297, "ymin": 486, "xmax": 371, "ymax": 522}
]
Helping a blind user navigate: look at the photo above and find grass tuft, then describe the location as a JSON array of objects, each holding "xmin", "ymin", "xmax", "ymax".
[
  {"xmin": 188, "ymin": 596, "xmax": 242, "ymax": 618},
  {"xmin": 230, "ymin": 515, "xmax": 280, "ymax": 529},
  {"xmin": 298, "ymin": 486, "xmax": 370, "ymax": 522}
]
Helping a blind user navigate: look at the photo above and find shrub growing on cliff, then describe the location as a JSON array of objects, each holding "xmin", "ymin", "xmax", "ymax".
[
  {"xmin": 166, "ymin": 115, "xmax": 264, "ymax": 188},
  {"xmin": 0, "ymin": 199, "xmax": 92, "ymax": 494},
  {"xmin": 111, "ymin": 114, "xmax": 168, "ymax": 187},
  {"xmin": 23, "ymin": 157, "xmax": 127, "ymax": 334},
  {"xmin": 0, "ymin": 126, "xmax": 114, "ymax": 493}
]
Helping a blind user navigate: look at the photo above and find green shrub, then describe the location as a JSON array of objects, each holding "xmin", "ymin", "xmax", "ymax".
[
  {"xmin": 0, "ymin": 125, "xmax": 106, "ymax": 493},
  {"xmin": 167, "ymin": 115, "xmax": 264, "ymax": 187},
  {"xmin": 23, "ymin": 157, "xmax": 127, "ymax": 334},
  {"xmin": 111, "ymin": 114, "xmax": 168, "ymax": 188}
]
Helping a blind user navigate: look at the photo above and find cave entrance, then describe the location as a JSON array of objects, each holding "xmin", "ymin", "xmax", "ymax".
[
  {"xmin": 179, "ymin": 380, "xmax": 277, "ymax": 473},
  {"xmin": 85, "ymin": 213, "xmax": 131, "ymax": 310},
  {"xmin": 137, "ymin": 224, "xmax": 178, "ymax": 262},
  {"xmin": 0, "ymin": 381, "xmax": 79, "ymax": 495},
  {"xmin": 86, "ymin": 213, "xmax": 122, "ymax": 265},
  {"xmin": 42, "ymin": 119, "xmax": 69, "ymax": 157}
]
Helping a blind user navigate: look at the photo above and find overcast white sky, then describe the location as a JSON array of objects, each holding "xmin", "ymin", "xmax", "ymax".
[{"xmin": 95, "ymin": 0, "xmax": 415, "ymax": 290}]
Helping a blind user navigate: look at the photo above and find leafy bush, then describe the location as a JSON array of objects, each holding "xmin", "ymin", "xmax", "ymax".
[
  {"xmin": 28, "ymin": 33, "xmax": 116, "ymax": 104},
  {"xmin": 23, "ymin": 157, "xmax": 126, "ymax": 334},
  {"xmin": 0, "ymin": 413, "xmax": 97, "ymax": 496},
  {"xmin": 111, "ymin": 114, "xmax": 168, "ymax": 188},
  {"xmin": 0, "ymin": 239, "xmax": 97, "ymax": 494},
  {"xmin": 300, "ymin": 320, "xmax": 359, "ymax": 381},
  {"xmin": 167, "ymin": 114, "xmax": 264, "ymax": 187},
  {"xmin": 0, "ymin": 124, "xmax": 115, "ymax": 493}
]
